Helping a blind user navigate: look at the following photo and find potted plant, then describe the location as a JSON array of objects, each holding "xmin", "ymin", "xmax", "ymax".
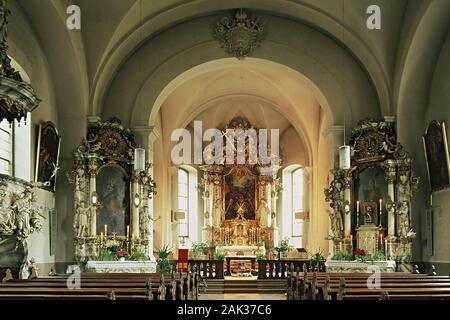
[
  {"xmin": 156, "ymin": 244, "xmax": 172, "ymax": 272},
  {"xmin": 215, "ymin": 252, "xmax": 225, "ymax": 261},
  {"xmin": 332, "ymin": 250, "xmax": 352, "ymax": 261},
  {"xmin": 371, "ymin": 249, "xmax": 386, "ymax": 261},
  {"xmin": 191, "ymin": 242, "xmax": 209, "ymax": 259},
  {"xmin": 308, "ymin": 248, "xmax": 326, "ymax": 271},
  {"xmin": 274, "ymin": 237, "xmax": 293, "ymax": 259},
  {"xmin": 129, "ymin": 251, "xmax": 149, "ymax": 261}
]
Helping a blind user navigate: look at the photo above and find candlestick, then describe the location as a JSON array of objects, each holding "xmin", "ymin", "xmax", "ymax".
[{"xmin": 379, "ymin": 199, "xmax": 383, "ymax": 227}]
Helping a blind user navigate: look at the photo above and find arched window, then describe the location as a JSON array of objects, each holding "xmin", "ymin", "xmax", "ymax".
[{"xmin": 177, "ymin": 166, "xmax": 199, "ymax": 246}]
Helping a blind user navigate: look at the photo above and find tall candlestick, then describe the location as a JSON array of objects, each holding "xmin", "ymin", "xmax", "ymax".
[{"xmin": 379, "ymin": 198, "xmax": 383, "ymax": 227}]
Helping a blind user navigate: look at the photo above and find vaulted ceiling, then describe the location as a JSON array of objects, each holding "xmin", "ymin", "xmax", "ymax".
[{"xmin": 9, "ymin": 0, "xmax": 450, "ymax": 153}]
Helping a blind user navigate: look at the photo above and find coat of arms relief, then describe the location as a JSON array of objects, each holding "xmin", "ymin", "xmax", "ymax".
[{"xmin": 214, "ymin": 9, "xmax": 266, "ymax": 59}]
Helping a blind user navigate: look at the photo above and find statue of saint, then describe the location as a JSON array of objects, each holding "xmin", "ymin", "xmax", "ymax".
[
  {"xmin": 329, "ymin": 208, "xmax": 343, "ymax": 239},
  {"xmin": 13, "ymin": 189, "xmax": 34, "ymax": 238},
  {"xmin": 74, "ymin": 201, "xmax": 91, "ymax": 237},
  {"xmin": 397, "ymin": 201, "xmax": 410, "ymax": 237},
  {"xmin": 213, "ymin": 198, "xmax": 223, "ymax": 228},
  {"xmin": 257, "ymin": 199, "xmax": 270, "ymax": 228}
]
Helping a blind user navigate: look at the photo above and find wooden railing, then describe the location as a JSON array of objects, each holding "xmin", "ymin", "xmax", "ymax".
[
  {"xmin": 170, "ymin": 260, "xmax": 224, "ymax": 279},
  {"xmin": 257, "ymin": 260, "xmax": 309, "ymax": 279}
]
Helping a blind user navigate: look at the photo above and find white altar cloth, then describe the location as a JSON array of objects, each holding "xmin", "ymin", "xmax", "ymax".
[
  {"xmin": 325, "ymin": 260, "xmax": 396, "ymax": 272},
  {"xmin": 85, "ymin": 260, "xmax": 157, "ymax": 273}
]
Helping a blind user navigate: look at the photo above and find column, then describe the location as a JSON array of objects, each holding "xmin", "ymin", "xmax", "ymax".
[
  {"xmin": 87, "ymin": 155, "xmax": 98, "ymax": 236},
  {"xmin": 271, "ymin": 177, "xmax": 281, "ymax": 247},
  {"xmin": 132, "ymin": 173, "xmax": 140, "ymax": 237},
  {"xmin": 385, "ymin": 162, "xmax": 396, "ymax": 236},
  {"xmin": 324, "ymin": 125, "xmax": 345, "ymax": 170},
  {"xmin": 132, "ymin": 125, "xmax": 160, "ymax": 261},
  {"xmin": 200, "ymin": 174, "xmax": 210, "ymax": 242},
  {"xmin": 343, "ymin": 174, "xmax": 352, "ymax": 236}
]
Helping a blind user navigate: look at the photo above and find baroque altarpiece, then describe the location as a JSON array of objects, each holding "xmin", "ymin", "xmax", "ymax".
[
  {"xmin": 325, "ymin": 118, "xmax": 419, "ymax": 265},
  {"xmin": 197, "ymin": 118, "xmax": 282, "ymax": 257},
  {"xmin": 67, "ymin": 118, "xmax": 156, "ymax": 263}
]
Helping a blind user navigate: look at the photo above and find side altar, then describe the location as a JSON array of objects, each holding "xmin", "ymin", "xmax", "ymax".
[
  {"xmin": 325, "ymin": 118, "xmax": 419, "ymax": 270},
  {"xmin": 67, "ymin": 118, "xmax": 157, "ymax": 272}
]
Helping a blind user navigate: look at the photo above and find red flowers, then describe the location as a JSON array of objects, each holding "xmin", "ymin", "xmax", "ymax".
[
  {"xmin": 116, "ymin": 250, "xmax": 129, "ymax": 258},
  {"xmin": 354, "ymin": 248, "xmax": 366, "ymax": 256}
]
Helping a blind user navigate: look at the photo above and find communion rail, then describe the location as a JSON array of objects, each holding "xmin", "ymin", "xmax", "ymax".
[
  {"xmin": 258, "ymin": 260, "xmax": 310, "ymax": 279},
  {"xmin": 170, "ymin": 260, "xmax": 225, "ymax": 279}
]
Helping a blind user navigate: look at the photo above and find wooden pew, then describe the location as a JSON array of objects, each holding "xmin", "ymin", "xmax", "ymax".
[
  {"xmin": 0, "ymin": 268, "xmax": 198, "ymax": 301},
  {"xmin": 285, "ymin": 265, "xmax": 450, "ymax": 300}
]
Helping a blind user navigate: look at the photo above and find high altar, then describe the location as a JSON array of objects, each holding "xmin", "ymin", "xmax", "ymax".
[
  {"xmin": 197, "ymin": 118, "xmax": 281, "ymax": 257},
  {"xmin": 325, "ymin": 118, "xmax": 419, "ymax": 268},
  {"xmin": 67, "ymin": 118, "xmax": 157, "ymax": 272}
]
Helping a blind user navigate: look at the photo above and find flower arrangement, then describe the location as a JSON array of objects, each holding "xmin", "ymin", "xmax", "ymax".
[
  {"xmin": 353, "ymin": 248, "xmax": 367, "ymax": 262},
  {"xmin": 215, "ymin": 252, "xmax": 225, "ymax": 260},
  {"xmin": 115, "ymin": 250, "xmax": 130, "ymax": 260}
]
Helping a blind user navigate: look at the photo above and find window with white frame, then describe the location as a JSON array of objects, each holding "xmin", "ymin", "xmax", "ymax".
[
  {"xmin": 0, "ymin": 58, "xmax": 32, "ymax": 179},
  {"xmin": 291, "ymin": 168, "xmax": 303, "ymax": 245},
  {"xmin": 282, "ymin": 165, "xmax": 306, "ymax": 248},
  {"xmin": 178, "ymin": 168, "xmax": 189, "ymax": 237},
  {"xmin": 177, "ymin": 166, "xmax": 199, "ymax": 246},
  {"xmin": 0, "ymin": 120, "xmax": 13, "ymax": 175}
]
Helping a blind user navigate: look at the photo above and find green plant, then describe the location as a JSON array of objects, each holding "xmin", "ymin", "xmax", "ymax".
[
  {"xmin": 96, "ymin": 249, "xmax": 118, "ymax": 261},
  {"xmin": 214, "ymin": 252, "xmax": 225, "ymax": 260},
  {"xmin": 256, "ymin": 252, "xmax": 266, "ymax": 260},
  {"xmin": 191, "ymin": 242, "xmax": 209, "ymax": 258},
  {"xmin": 156, "ymin": 244, "xmax": 172, "ymax": 272},
  {"xmin": 353, "ymin": 248, "xmax": 367, "ymax": 262},
  {"xmin": 332, "ymin": 250, "xmax": 351, "ymax": 261},
  {"xmin": 308, "ymin": 248, "xmax": 326, "ymax": 271},
  {"xmin": 371, "ymin": 250, "xmax": 386, "ymax": 261},
  {"xmin": 129, "ymin": 251, "xmax": 149, "ymax": 261}
]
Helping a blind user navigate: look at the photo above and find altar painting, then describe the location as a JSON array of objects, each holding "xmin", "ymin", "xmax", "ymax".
[
  {"xmin": 357, "ymin": 166, "xmax": 387, "ymax": 202},
  {"xmin": 224, "ymin": 167, "xmax": 256, "ymax": 220},
  {"xmin": 96, "ymin": 165, "xmax": 130, "ymax": 235}
]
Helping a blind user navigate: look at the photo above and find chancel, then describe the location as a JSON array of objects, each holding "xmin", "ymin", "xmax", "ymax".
[{"xmin": 0, "ymin": 0, "xmax": 450, "ymax": 303}]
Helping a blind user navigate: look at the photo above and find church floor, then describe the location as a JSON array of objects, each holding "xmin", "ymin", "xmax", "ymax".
[{"xmin": 198, "ymin": 293, "xmax": 286, "ymax": 300}]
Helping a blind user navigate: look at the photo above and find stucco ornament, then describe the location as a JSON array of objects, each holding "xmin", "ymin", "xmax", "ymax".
[{"xmin": 214, "ymin": 9, "xmax": 265, "ymax": 59}]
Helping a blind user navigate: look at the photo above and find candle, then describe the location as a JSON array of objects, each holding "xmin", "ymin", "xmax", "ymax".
[
  {"xmin": 100, "ymin": 232, "xmax": 103, "ymax": 241},
  {"xmin": 126, "ymin": 225, "xmax": 130, "ymax": 240},
  {"xmin": 379, "ymin": 199, "xmax": 382, "ymax": 213},
  {"xmin": 356, "ymin": 201, "xmax": 360, "ymax": 213},
  {"xmin": 104, "ymin": 224, "xmax": 107, "ymax": 236}
]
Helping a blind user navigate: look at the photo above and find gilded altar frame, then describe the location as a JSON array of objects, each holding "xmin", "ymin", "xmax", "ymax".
[
  {"xmin": 67, "ymin": 118, "xmax": 155, "ymax": 262},
  {"xmin": 325, "ymin": 118, "xmax": 419, "ymax": 264}
]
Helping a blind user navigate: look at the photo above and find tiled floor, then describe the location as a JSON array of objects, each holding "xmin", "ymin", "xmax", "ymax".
[{"xmin": 199, "ymin": 293, "xmax": 286, "ymax": 300}]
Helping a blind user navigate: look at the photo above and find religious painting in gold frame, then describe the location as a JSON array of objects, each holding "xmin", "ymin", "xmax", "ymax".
[
  {"xmin": 223, "ymin": 166, "xmax": 257, "ymax": 220},
  {"xmin": 423, "ymin": 121, "xmax": 450, "ymax": 192},
  {"xmin": 35, "ymin": 121, "xmax": 61, "ymax": 191},
  {"xmin": 95, "ymin": 164, "xmax": 130, "ymax": 236}
]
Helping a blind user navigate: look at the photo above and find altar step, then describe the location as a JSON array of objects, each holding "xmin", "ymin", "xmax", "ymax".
[
  {"xmin": 224, "ymin": 279, "xmax": 258, "ymax": 293},
  {"xmin": 203, "ymin": 279, "xmax": 287, "ymax": 294}
]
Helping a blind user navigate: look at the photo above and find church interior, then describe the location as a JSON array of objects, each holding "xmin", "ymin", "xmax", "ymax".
[{"xmin": 0, "ymin": 0, "xmax": 450, "ymax": 302}]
